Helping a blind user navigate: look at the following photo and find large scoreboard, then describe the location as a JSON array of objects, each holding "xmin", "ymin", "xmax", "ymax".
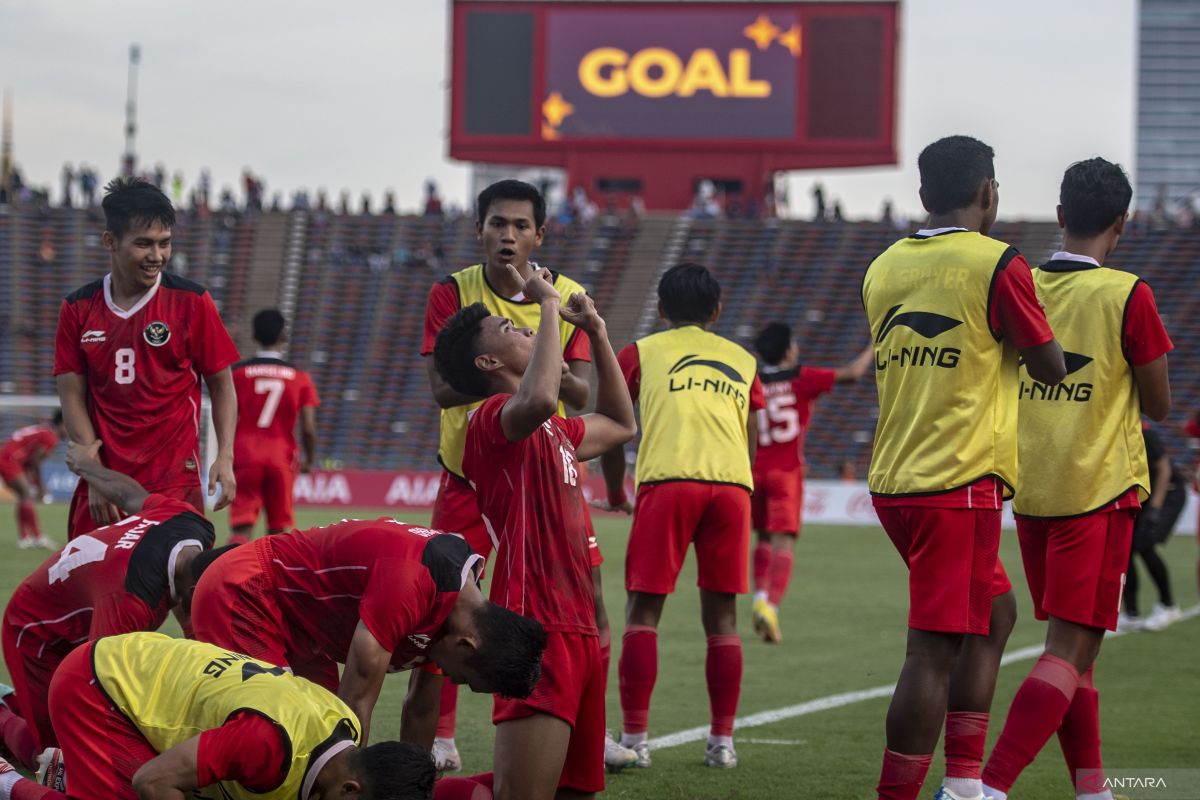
[{"xmin": 449, "ymin": 1, "xmax": 898, "ymax": 208}]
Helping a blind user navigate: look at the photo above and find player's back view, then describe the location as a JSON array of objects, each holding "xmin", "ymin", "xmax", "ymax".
[{"xmin": 229, "ymin": 309, "xmax": 319, "ymax": 543}]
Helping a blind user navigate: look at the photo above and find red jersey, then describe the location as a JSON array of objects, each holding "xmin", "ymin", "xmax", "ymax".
[
  {"xmin": 3, "ymin": 494, "xmax": 214, "ymax": 650},
  {"xmin": 261, "ymin": 519, "xmax": 482, "ymax": 670},
  {"xmin": 53, "ymin": 273, "xmax": 239, "ymax": 489},
  {"xmin": 463, "ymin": 394, "xmax": 596, "ymax": 635},
  {"xmin": 0, "ymin": 425, "xmax": 59, "ymax": 469},
  {"xmin": 232, "ymin": 353, "xmax": 319, "ymax": 468},
  {"xmin": 753, "ymin": 366, "xmax": 837, "ymax": 473}
]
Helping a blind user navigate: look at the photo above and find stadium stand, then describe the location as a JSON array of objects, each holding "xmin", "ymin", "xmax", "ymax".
[{"xmin": 1, "ymin": 206, "xmax": 1196, "ymax": 478}]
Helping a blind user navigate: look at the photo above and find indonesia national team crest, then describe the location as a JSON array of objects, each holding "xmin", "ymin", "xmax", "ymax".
[{"xmin": 143, "ymin": 321, "xmax": 171, "ymax": 346}]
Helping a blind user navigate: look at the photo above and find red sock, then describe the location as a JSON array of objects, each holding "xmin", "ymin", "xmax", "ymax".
[
  {"xmin": 0, "ymin": 706, "xmax": 37, "ymax": 769},
  {"xmin": 619, "ymin": 625, "xmax": 657, "ymax": 734},
  {"xmin": 432, "ymin": 774, "xmax": 493, "ymax": 800},
  {"xmin": 1058, "ymin": 665, "xmax": 1104, "ymax": 793},
  {"xmin": 436, "ymin": 678, "xmax": 458, "ymax": 739},
  {"xmin": 705, "ymin": 634, "xmax": 742, "ymax": 737},
  {"xmin": 982, "ymin": 654, "xmax": 1080, "ymax": 793},
  {"xmin": 598, "ymin": 625, "xmax": 611, "ymax": 692},
  {"xmin": 944, "ymin": 711, "xmax": 988, "ymax": 779},
  {"xmin": 16, "ymin": 502, "xmax": 37, "ymax": 541},
  {"xmin": 766, "ymin": 549, "xmax": 795, "ymax": 606},
  {"xmin": 877, "ymin": 748, "xmax": 933, "ymax": 800},
  {"xmin": 752, "ymin": 542, "xmax": 771, "ymax": 594}
]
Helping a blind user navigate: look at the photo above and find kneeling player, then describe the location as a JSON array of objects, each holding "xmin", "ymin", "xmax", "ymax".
[
  {"xmin": 0, "ymin": 442, "xmax": 215, "ymax": 770},
  {"xmin": 431, "ymin": 269, "xmax": 635, "ymax": 799},
  {"xmin": 0, "ymin": 411, "xmax": 65, "ymax": 549},
  {"xmin": 0, "ymin": 632, "xmax": 434, "ymax": 800},
  {"xmin": 749, "ymin": 323, "xmax": 871, "ymax": 642},
  {"xmin": 190, "ymin": 516, "xmax": 546, "ymax": 745}
]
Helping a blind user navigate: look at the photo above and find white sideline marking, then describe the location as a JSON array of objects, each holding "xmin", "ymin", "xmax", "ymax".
[
  {"xmin": 646, "ymin": 604, "xmax": 1200, "ymax": 751},
  {"xmin": 740, "ymin": 738, "xmax": 807, "ymax": 746}
]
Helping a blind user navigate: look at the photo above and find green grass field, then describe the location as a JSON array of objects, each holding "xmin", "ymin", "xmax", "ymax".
[{"xmin": 4, "ymin": 504, "xmax": 1198, "ymax": 799}]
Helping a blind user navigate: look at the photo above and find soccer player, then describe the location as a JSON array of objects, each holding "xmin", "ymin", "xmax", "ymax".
[
  {"xmin": 982, "ymin": 158, "xmax": 1172, "ymax": 800},
  {"xmin": 600, "ymin": 262, "xmax": 765, "ymax": 769},
  {"xmin": 420, "ymin": 179, "xmax": 626, "ymax": 771},
  {"xmin": 748, "ymin": 323, "xmax": 872, "ymax": 642},
  {"xmin": 431, "ymin": 269, "xmax": 635, "ymax": 800},
  {"xmin": 54, "ymin": 177, "xmax": 239, "ymax": 539},
  {"xmin": 190, "ymin": 515, "xmax": 545, "ymax": 747},
  {"xmin": 0, "ymin": 440, "xmax": 214, "ymax": 771},
  {"xmin": 228, "ymin": 308, "xmax": 319, "ymax": 544},
  {"xmin": 0, "ymin": 632, "xmax": 435, "ymax": 800},
  {"xmin": 861, "ymin": 135, "xmax": 1066, "ymax": 800},
  {"xmin": 0, "ymin": 411, "xmax": 65, "ymax": 549}
]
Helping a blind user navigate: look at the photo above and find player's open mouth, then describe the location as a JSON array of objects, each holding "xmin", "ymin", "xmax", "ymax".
[{"xmin": 498, "ymin": 248, "xmax": 515, "ymax": 259}]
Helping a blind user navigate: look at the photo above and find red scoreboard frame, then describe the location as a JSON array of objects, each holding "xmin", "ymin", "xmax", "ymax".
[{"xmin": 449, "ymin": 1, "xmax": 899, "ymax": 207}]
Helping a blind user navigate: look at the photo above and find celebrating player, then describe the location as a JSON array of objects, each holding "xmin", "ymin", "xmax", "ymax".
[
  {"xmin": 0, "ymin": 632, "xmax": 435, "ymax": 800},
  {"xmin": 54, "ymin": 177, "xmax": 240, "ymax": 538},
  {"xmin": 229, "ymin": 308, "xmax": 319, "ymax": 544},
  {"xmin": 0, "ymin": 411, "xmax": 65, "ymax": 549},
  {"xmin": 431, "ymin": 269, "xmax": 636, "ymax": 799},
  {"xmin": 420, "ymin": 179, "xmax": 628, "ymax": 772},
  {"xmin": 601, "ymin": 263, "xmax": 765, "ymax": 769},
  {"xmin": 748, "ymin": 323, "xmax": 872, "ymax": 642},
  {"xmin": 981, "ymin": 158, "xmax": 1172, "ymax": 800},
  {"xmin": 862, "ymin": 136, "xmax": 1066, "ymax": 800},
  {"xmin": 0, "ymin": 441, "xmax": 214, "ymax": 771},
  {"xmin": 190, "ymin": 516, "xmax": 545, "ymax": 746}
]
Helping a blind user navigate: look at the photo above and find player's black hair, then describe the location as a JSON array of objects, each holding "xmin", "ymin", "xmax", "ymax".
[
  {"xmin": 1059, "ymin": 157, "xmax": 1132, "ymax": 237},
  {"xmin": 51, "ymin": 409, "xmax": 63, "ymax": 426},
  {"xmin": 189, "ymin": 544, "xmax": 239, "ymax": 583},
  {"xmin": 754, "ymin": 322, "xmax": 793, "ymax": 366},
  {"xmin": 102, "ymin": 176, "xmax": 176, "ymax": 239},
  {"xmin": 253, "ymin": 309, "xmax": 287, "ymax": 347},
  {"xmin": 917, "ymin": 135, "xmax": 995, "ymax": 214},
  {"xmin": 477, "ymin": 179, "xmax": 546, "ymax": 229},
  {"xmin": 432, "ymin": 303, "xmax": 492, "ymax": 398},
  {"xmin": 467, "ymin": 602, "xmax": 547, "ymax": 699},
  {"xmin": 353, "ymin": 741, "xmax": 436, "ymax": 800},
  {"xmin": 658, "ymin": 262, "xmax": 721, "ymax": 325}
]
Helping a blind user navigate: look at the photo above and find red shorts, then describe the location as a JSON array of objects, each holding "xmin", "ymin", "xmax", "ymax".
[
  {"xmin": 992, "ymin": 557, "xmax": 1013, "ymax": 597},
  {"xmin": 874, "ymin": 504, "xmax": 1001, "ymax": 635},
  {"xmin": 432, "ymin": 471, "xmax": 491, "ymax": 560},
  {"xmin": 1, "ymin": 607, "xmax": 66, "ymax": 753},
  {"xmin": 230, "ymin": 460, "xmax": 296, "ymax": 531},
  {"xmin": 190, "ymin": 543, "xmax": 339, "ymax": 690},
  {"xmin": 1015, "ymin": 509, "xmax": 1136, "ymax": 631},
  {"xmin": 0, "ymin": 457, "xmax": 24, "ymax": 485},
  {"xmin": 493, "ymin": 631, "xmax": 604, "ymax": 794},
  {"xmin": 47, "ymin": 642, "xmax": 158, "ymax": 800},
  {"xmin": 751, "ymin": 468, "xmax": 803, "ymax": 535},
  {"xmin": 68, "ymin": 479, "xmax": 204, "ymax": 540},
  {"xmin": 626, "ymin": 482, "xmax": 751, "ymax": 595}
]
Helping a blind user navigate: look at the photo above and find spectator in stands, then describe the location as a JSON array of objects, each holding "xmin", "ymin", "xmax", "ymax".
[
  {"xmin": 339, "ymin": 189, "xmax": 351, "ymax": 215},
  {"xmin": 424, "ymin": 179, "xmax": 444, "ymax": 216},
  {"xmin": 812, "ymin": 182, "xmax": 826, "ymax": 221},
  {"xmin": 270, "ymin": 192, "xmax": 283, "ymax": 212},
  {"xmin": 881, "ymin": 197, "xmax": 894, "ymax": 225},
  {"xmin": 197, "ymin": 168, "xmax": 211, "ymax": 207},
  {"xmin": 171, "ymin": 170, "xmax": 185, "ymax": 206},
  {"xmin": 572, "ymin": 185, "xmax": 598, "ymax": 224},
  {"xmin": 383, "ymin": 190, "xmax": 397, "ymax": 215},
  {"xmin": 832, "ymin": 199, "xmax": 844, "ymax": 222},
  {"xmin": 839, "ymin": 461, "xmax": 857, "ymax": 482},
  {"xmin": 361, "ymin": 191, "xmax": 372, "ymax": 215},
  {"xmin": 316, "ymin": 188, "xmax": 329, "ymax": 212},
  {"xmin": 60, "ymin": 163, "xmax": 74, "ymax": 207},
  {"xmin": 688, "ymin": 180, "xmax": 721, "ymax": 219}
]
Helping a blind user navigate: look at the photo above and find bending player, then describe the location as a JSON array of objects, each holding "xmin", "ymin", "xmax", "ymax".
[
  {"xmin": 749, "ymin": 323, "xmax": 872, "ymax": 642},
  {"xmin": 982, "ymin": 158, "xmax": 1172, "ymax": 800},
  {"xmin": 0, "ymin": 441, "xmax": 215, "ymax": 771},
  {"xmin": 420, "ymin": 180, "xmax": 629, "ymax": 772},
  {"xmin": 190, "ymin": 515, "xmax": 546, "ymax": 746},
  {"xmin": 862, "ymin": 136, "xmax": 1065, "ymax": 800},
  {"xmin": 54, "ymin": 177, "xmax": 239, "ymax": 538},
  {"xmin": 0, "ymin": 632, "xmax": 435, "ymax": 800},
  {"xmin": 431, "ymin": 269, "xmax": 635, "ymax": 799},
  {"xmin": 0, "ymin": 411, "xmax": 65, "ymax": 549}
]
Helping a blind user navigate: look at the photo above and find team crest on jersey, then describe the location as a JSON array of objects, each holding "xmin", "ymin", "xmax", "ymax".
[{"xmin": 143, "ymin": 321, "xmax": 171, "ymax": 346}]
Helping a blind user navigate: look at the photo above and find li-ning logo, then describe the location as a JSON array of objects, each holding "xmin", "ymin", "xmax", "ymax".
[
  {"xmin": 1020, "ymin": 350, "xmax": 1094, "ymax": 402},
  {"xmin": 667, "ymin": 354, "xmax": 748, "ymax": 408},
  {"xmin": 81, "ymin": 330, "xmax": 106, "ymax": 344},
  {"xmin": 873, "ymin": 304, "xmax": 963, "ymax": 371}
]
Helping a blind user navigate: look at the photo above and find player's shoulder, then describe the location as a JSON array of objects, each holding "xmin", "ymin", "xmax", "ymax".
[
  {"xmin": 159, "ymin": 272, "xmax": 209, "ymax": 296},
  {"xmin": 761, "ymin": 366, "xmax": 800, "ymax": 384},
  {"xmin": 64, "ymin": 277, "xmax": 104, "ymax": 305},
  {"xmin": 233, "ymin": 355, "xmax": 296, "ymax": 371}
]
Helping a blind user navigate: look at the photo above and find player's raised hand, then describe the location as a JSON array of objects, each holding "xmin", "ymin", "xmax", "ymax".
[
  {"xmin": 513, "ymin": 265, "xmax": 559, "ymax": 304},
  {"xmin": 559, "ymin": 292, "xmax": 603, "ymax": 334},
  {"xmin": 65, "ymin": 440, "xmax": 103, "ymax": 474},
  {"xmin": 209, "ymin": 452, "xmax": 237, "ymax": 511}
]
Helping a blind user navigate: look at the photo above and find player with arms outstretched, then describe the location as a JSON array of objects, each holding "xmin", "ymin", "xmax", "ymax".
[
  {"xmin": 749, "ymin": 323, "xmax": 872, "ymax": 642},
  {"xmin": 54, "ymin": 177, "xmax": 239, "ymax": 538},
  {"xmin": 0, "ymin": 411, "xmax": 66, "ymax": 549},
  {"xmin": 229, "ymin": 308, "xmax": 319, "ymax": 544}
]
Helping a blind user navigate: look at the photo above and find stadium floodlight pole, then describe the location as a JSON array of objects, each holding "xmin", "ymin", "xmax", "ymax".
[{"xmin": 122, "ymin": 44, "xmax": 140, "ymax": 177}]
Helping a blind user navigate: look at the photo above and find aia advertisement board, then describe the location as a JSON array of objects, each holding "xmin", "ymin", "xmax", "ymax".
[{"xmin": 449, "ymin": 1, "xmax": 898, "ymax": 168}]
